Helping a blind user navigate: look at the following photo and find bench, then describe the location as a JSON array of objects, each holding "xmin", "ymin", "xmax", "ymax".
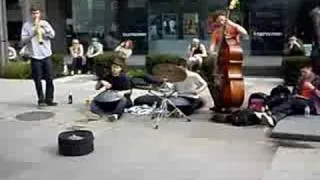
[{"xmin": 271, "ymin": 115, "xmax": 320, "ymax": 142}]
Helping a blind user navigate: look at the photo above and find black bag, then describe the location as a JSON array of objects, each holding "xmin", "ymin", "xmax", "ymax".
[
  {"xmin": 270, "ymin": 84, "xmax": 291, "ymax": 97},
  {"xmin": 248, "ymin": 92, "xmax": 269, "ymax": 112},
  {"xmin": 227, "ymin": 109, "xmax": 261, "ymax": 126},
  {"xmin": 267, "ymin": 85, "xmax": 291, "ymax": 109}
]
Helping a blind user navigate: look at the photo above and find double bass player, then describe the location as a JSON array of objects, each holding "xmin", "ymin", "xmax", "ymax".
[
  {"xmin": 206, "ymin": 9, "xmax": 248, "ymax": 112},
  {"xmin": 209, "ymin": 10, "xmax": 248, "ymax": 53}
]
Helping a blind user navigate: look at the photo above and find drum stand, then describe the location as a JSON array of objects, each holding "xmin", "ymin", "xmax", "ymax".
[{"xmin": 148, "ymin": 89, "xmax": 191, "ymax": 129}]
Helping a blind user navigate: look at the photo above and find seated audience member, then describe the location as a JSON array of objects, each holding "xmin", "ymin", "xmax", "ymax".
[
  {"xmin": 86, "ymin": 37, "xmax": 104, "ymax": 74},
  {"xmin": 114, "ymin": 40, "xmax": 133, "ymax": 61},
  {"xmin": 283, "ymin": 35, "xmax": 305, "ymax": 56},
  {"xmin": 187, "ymin": 38, "xmax": 207, "ymax": 71},
  {"xmin": 260, "ymin": 65, "xmax": 320, "ymax": 127},
  {"xmin": 89, "ymin": 58, "xmax": 132, "ymax": 121},
  {"xmin": 8, "ymin": 44, "xmax": 17, "ymax": 60},
  {"xmin": 69, "ymin": 39, "xmax": 86, "ymax": 75}
]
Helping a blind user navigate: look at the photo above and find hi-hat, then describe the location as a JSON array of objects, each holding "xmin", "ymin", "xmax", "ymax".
[{"xmin": 152, "ymin": 63, "xmax": 187, "ymax": 83}]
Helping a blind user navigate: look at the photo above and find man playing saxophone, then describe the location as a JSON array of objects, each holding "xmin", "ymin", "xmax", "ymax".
[{"xmin": 21, "ymin": 4, "xmax": 57, "ymax": 107}]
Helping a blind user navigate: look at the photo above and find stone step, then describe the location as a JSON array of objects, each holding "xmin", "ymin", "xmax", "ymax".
[{"xmin": 271, "ymin": 115, "xmax": 320, "ymax": 142}]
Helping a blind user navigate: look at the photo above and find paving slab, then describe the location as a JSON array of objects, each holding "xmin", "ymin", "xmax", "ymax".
[
  {"xmin": 271, "ymin": 116, "xmax": 320, "ymax": 142},
  {"xmin": 262, "ymin": 147, "xmax": 320, "ymax": 180},
  {"xmin": 0, "ymin": 76, "xmax": 285, "ymax": 180}
]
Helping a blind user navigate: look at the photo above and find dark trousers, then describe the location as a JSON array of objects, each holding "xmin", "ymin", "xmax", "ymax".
[
  {"xmin": 72, "ymin": 57, "xmax": 85, "ymax": 73},
  {"xmin": 31, "ymin": 57, "xmax": 54, "ymax": 103},
  {"xmin": 85, "ymin": 57, "xmax": 94, "ymax": 73},
  {"xmin": 184, "ymin": 97, "xmax": 203, "ymax": 111},
  {"xmin": 91, "ymin": 97, "xmax": 132, "ymax": 118},
  {"xmin": 271, "ymin": 96, "xmax": 316, "ymax": 121},
  {"xmin": 134, "ymin": 95, "xmax": 203, "ymax": 115}
]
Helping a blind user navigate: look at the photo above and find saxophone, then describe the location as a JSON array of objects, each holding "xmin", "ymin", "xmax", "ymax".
[{"xmin": 34, "ymin": 18, "xmax": 44, "ymax": 44}]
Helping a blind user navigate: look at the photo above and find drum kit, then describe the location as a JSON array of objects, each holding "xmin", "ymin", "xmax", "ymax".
[
  {"xmin": 86, "ymin": 63, "xmax": 192, "ymax": 129},
  {"xmin": 150, "ymin": 63, "xmax": 192, "ymax": 129}
]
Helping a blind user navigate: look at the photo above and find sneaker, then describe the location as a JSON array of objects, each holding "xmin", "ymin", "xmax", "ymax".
[
  {"xmin": 87, "ymin": 112, "xmax": 101, "ymax": 121},
  {"xmin": 46, "ymin": 101, "xmax": 58, "ymax": 106},
  {"xmin": 107, "ymin": 114, "xmax": 119, "ymax": 122},
  {"xmin": 261, "ymin": 114, "xmax": 276, "ymax": 127}
]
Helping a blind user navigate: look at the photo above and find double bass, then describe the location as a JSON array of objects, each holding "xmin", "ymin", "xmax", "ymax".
[{"xmin": 206, "ymin": 0, "xmax": 245, "ymax": 112}]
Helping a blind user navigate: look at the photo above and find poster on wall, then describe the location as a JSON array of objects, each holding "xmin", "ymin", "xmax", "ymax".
[
  {"xmin": 183, "ymin": 13, "xmax": 199, "ymax": 36},
  {"xmin": 162, "ymin": 13, "xmax": 177, "ymax": 37},
  {"xmin": 149, "ymin": 14, "xmax": 162, "ymax": 40}
]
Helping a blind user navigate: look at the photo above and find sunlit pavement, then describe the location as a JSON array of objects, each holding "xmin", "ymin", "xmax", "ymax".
[{"xmin": 0, "ymin": 75, "xmax": 319, "ymax": 180}]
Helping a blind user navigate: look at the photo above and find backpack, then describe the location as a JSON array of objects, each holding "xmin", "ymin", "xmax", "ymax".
[
  {"xmin": 267, "ymin": 85, "xmax": 291, "ymax": 109},
  {"xmin": 227, "ymin": 109, "xmax": 261, "ymax": 126},
  {"xmin": 248, "ymin": 92, "xmax": 269, "ymax": 112}
]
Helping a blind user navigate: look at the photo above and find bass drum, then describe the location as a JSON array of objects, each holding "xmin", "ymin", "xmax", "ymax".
[
  {"xmin": 168, "ymin": 97, "xmax": 193, "ymax": 115},
  {"xmin": 93, "ymin": 91, "xmax": 121, "ymax": 111}
]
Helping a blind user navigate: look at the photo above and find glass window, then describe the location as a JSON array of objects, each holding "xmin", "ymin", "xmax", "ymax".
[
  {"xmin": 183, "ymin": 13, "xmax": 199, "ymax": 38},
  {"xmin": 72, "ymin": 0, "xmax": 105, "ymax": 34}
]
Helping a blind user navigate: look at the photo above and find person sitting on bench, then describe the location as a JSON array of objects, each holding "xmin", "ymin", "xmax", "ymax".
[
  {"xmin": 89, "ymin": 58, "xmax": 132, "ymax": 121},
  {"xmin": 260, "ymin": 65, "xmax": 320, "ymax": 127}
]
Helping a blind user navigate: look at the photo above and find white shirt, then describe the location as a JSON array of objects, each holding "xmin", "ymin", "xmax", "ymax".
[
  {"xmin": 114, "ymin": 46, "xmax": 132, "ymax": 59},
  {"xmin": 8, "ymin": 46, "xmax": 17, "ymax": 60},
  {"xmin": 21, "ymin": 20, "xmax": 55, "ymax": 59},
  {"xmin": 173, "ymin": 70, "xmax": 207, "ymax": 98},
  {"xmin": 87, "ymin": 42, "xmax": 103, "ymax": 58}
]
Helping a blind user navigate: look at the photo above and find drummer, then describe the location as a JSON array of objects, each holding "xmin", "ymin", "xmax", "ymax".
[
  {"xmin": 89, "ymin": 58, "xmax": 132, "ymax": 121},
  {"xmin": 134, "ymin": 58, "xmax": 207, "ymax": 114},
  {"xmin": 173, "ymin": 58, "xmax": 207, "ymax": 114}
]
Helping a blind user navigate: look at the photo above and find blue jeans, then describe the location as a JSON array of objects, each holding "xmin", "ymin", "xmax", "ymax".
[
  {"xmin": 90, "ymin": 97, "xmax": 132, "ymax": 118},
  {"xmin": 271, "ymin": 96, "xmax": 316, "ymax": 121},
  {"xmin": 31, "ymin": 57, "xmax": 54, "ymax": 103}
]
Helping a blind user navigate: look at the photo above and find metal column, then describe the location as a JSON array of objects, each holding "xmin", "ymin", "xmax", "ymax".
[{"xmin": 0, "ymin": 0, "xmax": 8, "ymax": 73}]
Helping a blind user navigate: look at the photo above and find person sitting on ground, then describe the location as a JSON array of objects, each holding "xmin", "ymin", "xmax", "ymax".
[
  {"xmin": 173, "ymin": 58, "xmax": 208, "ymax": 114},
  {"xmin": 8, "ymin": 45, "xmax": 17, "ymax": 60},
  {"xmin": 133, "ymin": 58, "xmax": 207, "ymax": 115},
  {"xmin": 86, "ymin": 37, "xmax": 104, "ymax": 74},
  {"xmin": 259, "ymin": 65, "xmax": 320, "ymax": 127},
  {"xmin": 89, "ymin": 58, "xmax": 132, "ymax": 121},
  {"xmin": 283, "ymin": 35, "xmax": 305, "ymax": 56},
  {"xmin": 187, "ymin": 38, "xmax": 207, "ymax": 71},
  {"xmin": 69, "ymin": 39, "xmax": 85, "ymax": 75},
  {"xmin": 114, "ymin": 40, "xmax": 133, "ymax": 61}
]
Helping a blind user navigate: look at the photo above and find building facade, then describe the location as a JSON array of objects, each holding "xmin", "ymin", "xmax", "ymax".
[{"xmin": 5, "ymin": 0, "xmax": 318, "ymax": 56}]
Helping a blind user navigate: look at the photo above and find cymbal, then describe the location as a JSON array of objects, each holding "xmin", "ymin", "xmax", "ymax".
[{"xmin": 152, "ymin": 63, "xmax": 187, "ymax": 83}]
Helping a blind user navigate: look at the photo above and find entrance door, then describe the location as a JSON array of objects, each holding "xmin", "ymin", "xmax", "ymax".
[{"xmin": 119, "ymin": 0, "xmax": 148, "ymax": 54}]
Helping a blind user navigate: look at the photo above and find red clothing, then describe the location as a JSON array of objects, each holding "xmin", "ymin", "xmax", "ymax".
[
  {"xmin": 211, "ymin": 25, "xmax": 240, "ymax": 46},
  {"xmin": 299, "ymin": 80, "xmax": 314, "ymax": 99}
]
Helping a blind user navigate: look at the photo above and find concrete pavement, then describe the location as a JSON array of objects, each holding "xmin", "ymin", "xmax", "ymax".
[{"xmin": 0, "ymin": 75, "xmax": 319, "ymax": 180}]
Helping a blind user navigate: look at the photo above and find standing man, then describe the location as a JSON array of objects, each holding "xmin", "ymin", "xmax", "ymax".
[{"xmin": 21, "ymin": 4, "xmax": 57, "ymax": 107}]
